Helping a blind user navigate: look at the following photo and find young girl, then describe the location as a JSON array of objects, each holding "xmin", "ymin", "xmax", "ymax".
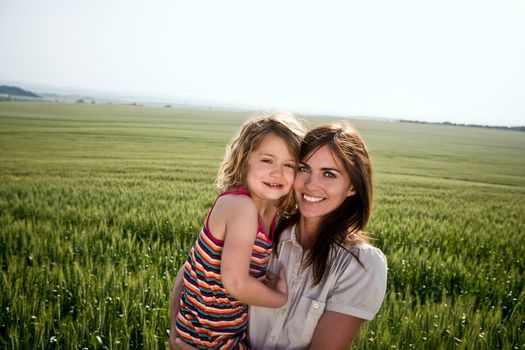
[{"xmin": 172, "ymin": 112, "xmax": 305, "ymax": 349}]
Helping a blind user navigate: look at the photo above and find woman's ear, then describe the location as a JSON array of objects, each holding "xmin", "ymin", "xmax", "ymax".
[{"xmin": 347, "ymin": 187, "xmax": 356, "ymax": 197}]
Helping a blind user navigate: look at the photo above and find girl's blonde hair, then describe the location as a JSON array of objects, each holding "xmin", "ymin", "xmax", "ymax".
[{"xmin": 216, "ymin": 112, "xmax": 305, "ymax": 216}]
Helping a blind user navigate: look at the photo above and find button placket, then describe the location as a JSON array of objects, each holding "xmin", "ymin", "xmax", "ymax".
[{"xmin": 268, "ymin": 304, "xmax": 286, "ymax": 345}]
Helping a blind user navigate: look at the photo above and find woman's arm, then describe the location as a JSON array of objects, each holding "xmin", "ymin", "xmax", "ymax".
[
  {"xmin": 168, "ymin": 266, "xmax": 185, "ymax": 350},
  {"xmin": 308, "ymin": 246, "xmax": 387, "ymax": 349},
  {"xmin": 219, "ymin": 195, "xmax": 287, "ymax": 307},
  {"xmin": 308, "ymin": 311, "xmax": 364, "ymax": 350}
]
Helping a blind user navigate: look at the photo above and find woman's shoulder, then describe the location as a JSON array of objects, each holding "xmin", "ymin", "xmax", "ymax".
[
  {"xmin": 337, "ymin": 241, "xmax": 387, "ymax": 271},
  {"xmin": 326, "ymin": 241, "xmax": 388, "ymax": 321},
  {"xmin": 356, "ymin": 242, "xmax": 386, "ymax": 261}
]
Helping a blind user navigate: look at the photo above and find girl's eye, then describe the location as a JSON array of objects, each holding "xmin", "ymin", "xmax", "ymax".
[
  {"xmin": 285, "ymin": 163, "xmax": 296, "ymax": 169},
  {"xmin": 261, "ymin": 159, "xmax": 272, "ymax": 164},
  {"xmin": 324, "ymin": 171, "xmax": 336, "ymax": 178}
]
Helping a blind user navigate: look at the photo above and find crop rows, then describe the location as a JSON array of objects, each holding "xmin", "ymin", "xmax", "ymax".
[{"xmin": 1, "ymin": 102, "xmax": 524, "ymax": 349}]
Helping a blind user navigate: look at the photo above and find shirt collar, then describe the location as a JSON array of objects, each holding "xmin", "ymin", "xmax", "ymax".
[{"xmin": 278, "ymin": 225, "xmax": 305, "ymax": 249}]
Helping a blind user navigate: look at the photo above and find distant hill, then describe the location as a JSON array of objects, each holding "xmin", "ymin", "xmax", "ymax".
[
  {"xmin": 0, "ymin": 85, "xmax": 40, "ymax": 98},
  {"xmin": 400, "ymin": 119, "xmax": 525, "ymax": 132}
]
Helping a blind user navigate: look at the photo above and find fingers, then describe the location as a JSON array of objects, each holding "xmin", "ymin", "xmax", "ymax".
[
  {"xmin": 174, "ymin": 338, "xmax": 199, "ymax": 350},
  {"xmin": 266, "ymin": 271, "xmax": 278, "ymax": 280},
  {"xmin": 256, "ymin": 274, "xmax": 268, "ymax": 283},
  {"xmin": 168, "ymin": 336, "xmax": 177, "ymax": 350},
  {"xmin": 276, "ymin": 267, "xmax": 288, "ymax": 296},
  {"xmin": 261, "ymin": 271, "xmax": 278, "ymax": 286},
  {"xmin": 257, "ymin": 270, "xmax": 277, "ymax": 281}
]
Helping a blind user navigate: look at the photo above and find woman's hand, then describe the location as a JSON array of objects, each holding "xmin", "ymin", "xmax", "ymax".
[{"xmin": 169, "ymin": 337, "xmax": 198, "ymax": 350}]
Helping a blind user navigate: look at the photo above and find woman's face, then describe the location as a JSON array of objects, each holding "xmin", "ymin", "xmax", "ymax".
[{"xmin": 294, "ymin": 145, "xmax": 354, "ymax": 223}]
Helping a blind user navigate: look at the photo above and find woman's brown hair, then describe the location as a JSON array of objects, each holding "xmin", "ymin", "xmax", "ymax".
[{"xmin": 274, "ymin": 121, "xmax": 373, "ymax": 285}]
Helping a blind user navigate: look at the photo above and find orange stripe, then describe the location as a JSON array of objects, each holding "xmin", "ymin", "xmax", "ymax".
[
  {"xmin": 184, "ymin": 293, "xmax": 243, "ymax": 314},
  {"xmin": 176, "ymin": 202, "xmax": 273, "ymax": 348}
]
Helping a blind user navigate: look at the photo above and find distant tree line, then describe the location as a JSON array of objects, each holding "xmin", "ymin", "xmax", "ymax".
[
  {"xmin": 0, "ymin": 85, "xmax": 40, "ymax": 98},
  {"xmin": 400, "ymin": 119, "xmax": 525, "ymax": 132}
]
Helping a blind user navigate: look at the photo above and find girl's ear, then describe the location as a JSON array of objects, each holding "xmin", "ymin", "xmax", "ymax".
[{"xmin": 347, "ymin": 186, "xmax": 356, "ymax": 197}]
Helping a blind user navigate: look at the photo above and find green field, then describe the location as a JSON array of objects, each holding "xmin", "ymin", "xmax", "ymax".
[{"xmin": 1, "ymin": 102, "xmax": 524, "ymax": 349}]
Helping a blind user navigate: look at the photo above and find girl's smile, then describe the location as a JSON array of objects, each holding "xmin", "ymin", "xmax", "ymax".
[{"xmin": 245, "ymin": 133, "xmax": 296, "ymax": 205}]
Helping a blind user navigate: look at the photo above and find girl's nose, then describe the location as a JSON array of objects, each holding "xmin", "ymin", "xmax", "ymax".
[{"xmin": 270, "ymin": 164, "xmax": 284, "ymax": 177}]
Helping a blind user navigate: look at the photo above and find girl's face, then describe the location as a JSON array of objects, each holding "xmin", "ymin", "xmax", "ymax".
[
  {"xmin": 245, "ymin": 133, "xmax": 296, "ymax": 205},
  {"xmin": 294, "ymin": 145, "xmax": 354, "ymax": 223}
]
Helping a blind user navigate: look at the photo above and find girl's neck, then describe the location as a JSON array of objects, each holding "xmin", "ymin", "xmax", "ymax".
[
  {"xmin": 251, "ymin": 197, "xmax": 278, "ymax": 233},
  {"xmin": 297, "ymin": 217, "xmax": 321, "ymax": 250},
  {"xmin": 251, "ymin": 196, "xmax": 277, "ymax": 215}
]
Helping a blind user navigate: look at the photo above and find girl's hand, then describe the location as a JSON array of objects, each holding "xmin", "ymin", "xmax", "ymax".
[
  {"xmin": 264, "ymin": 268, "xmax": 288, "ymax": 304},
  {"xmin": 275, "ymin": 268, "xmax": 288, "ymax": 301},
  {"xmin": 261, "ymin": 271, "xmax": 276, "ymax": 287}
]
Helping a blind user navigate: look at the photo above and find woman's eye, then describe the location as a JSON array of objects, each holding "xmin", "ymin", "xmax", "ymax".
[
  {"xmin": 285, "ymin": 163, "xmax": 295, "ymax": 169},
  {"xmin": 261, "ymin": 159, "xmax": 272, "ymax": 164},
  {"xmin": 298, "ymin": 165, "xmax": 309, "ymax": 173},
  {"xmin": 324, "ymin": 171, "xmax": 336, "ymax": 178}
]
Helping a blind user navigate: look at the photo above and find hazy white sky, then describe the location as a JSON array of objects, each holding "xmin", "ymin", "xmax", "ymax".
[{"xmin": 1, "ymin": 0, "xmax": 524, "ymax": 126}]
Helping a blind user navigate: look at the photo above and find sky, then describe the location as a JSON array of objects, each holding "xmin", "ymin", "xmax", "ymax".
[{"xmin": 1, "ymin": 0, "xmax": 524, "ymax": 126}]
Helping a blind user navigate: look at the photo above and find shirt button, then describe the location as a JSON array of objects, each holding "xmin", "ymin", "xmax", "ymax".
[
  {"xmin": 271, "ymin": 336, "xmax": 276, "ymax": 341},
  {"xmin": 313, "ymin": 302, "xmax": 319, "ymax": 309}
]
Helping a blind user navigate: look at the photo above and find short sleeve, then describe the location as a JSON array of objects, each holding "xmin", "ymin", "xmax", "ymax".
[{"xmin": 325, "ymin": 245, "xmax": 387, "ymax": 320}]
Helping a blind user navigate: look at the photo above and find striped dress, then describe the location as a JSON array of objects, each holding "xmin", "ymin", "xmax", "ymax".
[{"xmin": 176, "ymin": 188, "xmax": 275, "ymax": 349}]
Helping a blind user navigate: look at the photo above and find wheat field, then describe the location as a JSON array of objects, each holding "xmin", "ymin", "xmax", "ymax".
[{"xmin": 1, "ymin": 102, "xmax": 524, "ymax": 349}]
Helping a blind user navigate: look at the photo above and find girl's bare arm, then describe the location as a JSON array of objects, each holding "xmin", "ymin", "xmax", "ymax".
[{"xmin": 219, "ymin": 195, "xmax": 287, "ymax": 307}]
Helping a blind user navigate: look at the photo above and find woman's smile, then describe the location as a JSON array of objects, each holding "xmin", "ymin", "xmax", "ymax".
[
  {"xmin": 302, "ymin": 194, "xmax": 324, "ymax": 203},
  {"xmin": 294, "ymin": 144, "xmax": 354, "ymax": 222}
]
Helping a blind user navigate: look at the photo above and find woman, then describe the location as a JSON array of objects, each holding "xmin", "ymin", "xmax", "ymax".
[{"xmin": 170, "ymin": 121, "xmax": 387, "ymax": 349}]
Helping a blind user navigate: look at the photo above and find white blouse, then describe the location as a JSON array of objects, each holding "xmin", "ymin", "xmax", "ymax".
[{"xmin": 249, "ymin": 225, "xmax": 387, "ymax": 350}]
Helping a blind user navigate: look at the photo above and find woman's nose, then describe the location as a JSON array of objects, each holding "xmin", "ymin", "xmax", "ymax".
[{"xmin": 303, "ymin": 173, "xmax": 318, "ymax": 188}]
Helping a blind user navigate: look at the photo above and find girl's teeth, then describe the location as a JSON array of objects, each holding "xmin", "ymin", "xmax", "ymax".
[{"xmin": 304, "ymin": 194, "xmax": 323, "ymax": 202}]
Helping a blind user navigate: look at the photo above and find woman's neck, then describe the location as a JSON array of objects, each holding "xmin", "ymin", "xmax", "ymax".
[{"xmin": 297, "ymin": 217, "xmax": 320, "ymax": 250}]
